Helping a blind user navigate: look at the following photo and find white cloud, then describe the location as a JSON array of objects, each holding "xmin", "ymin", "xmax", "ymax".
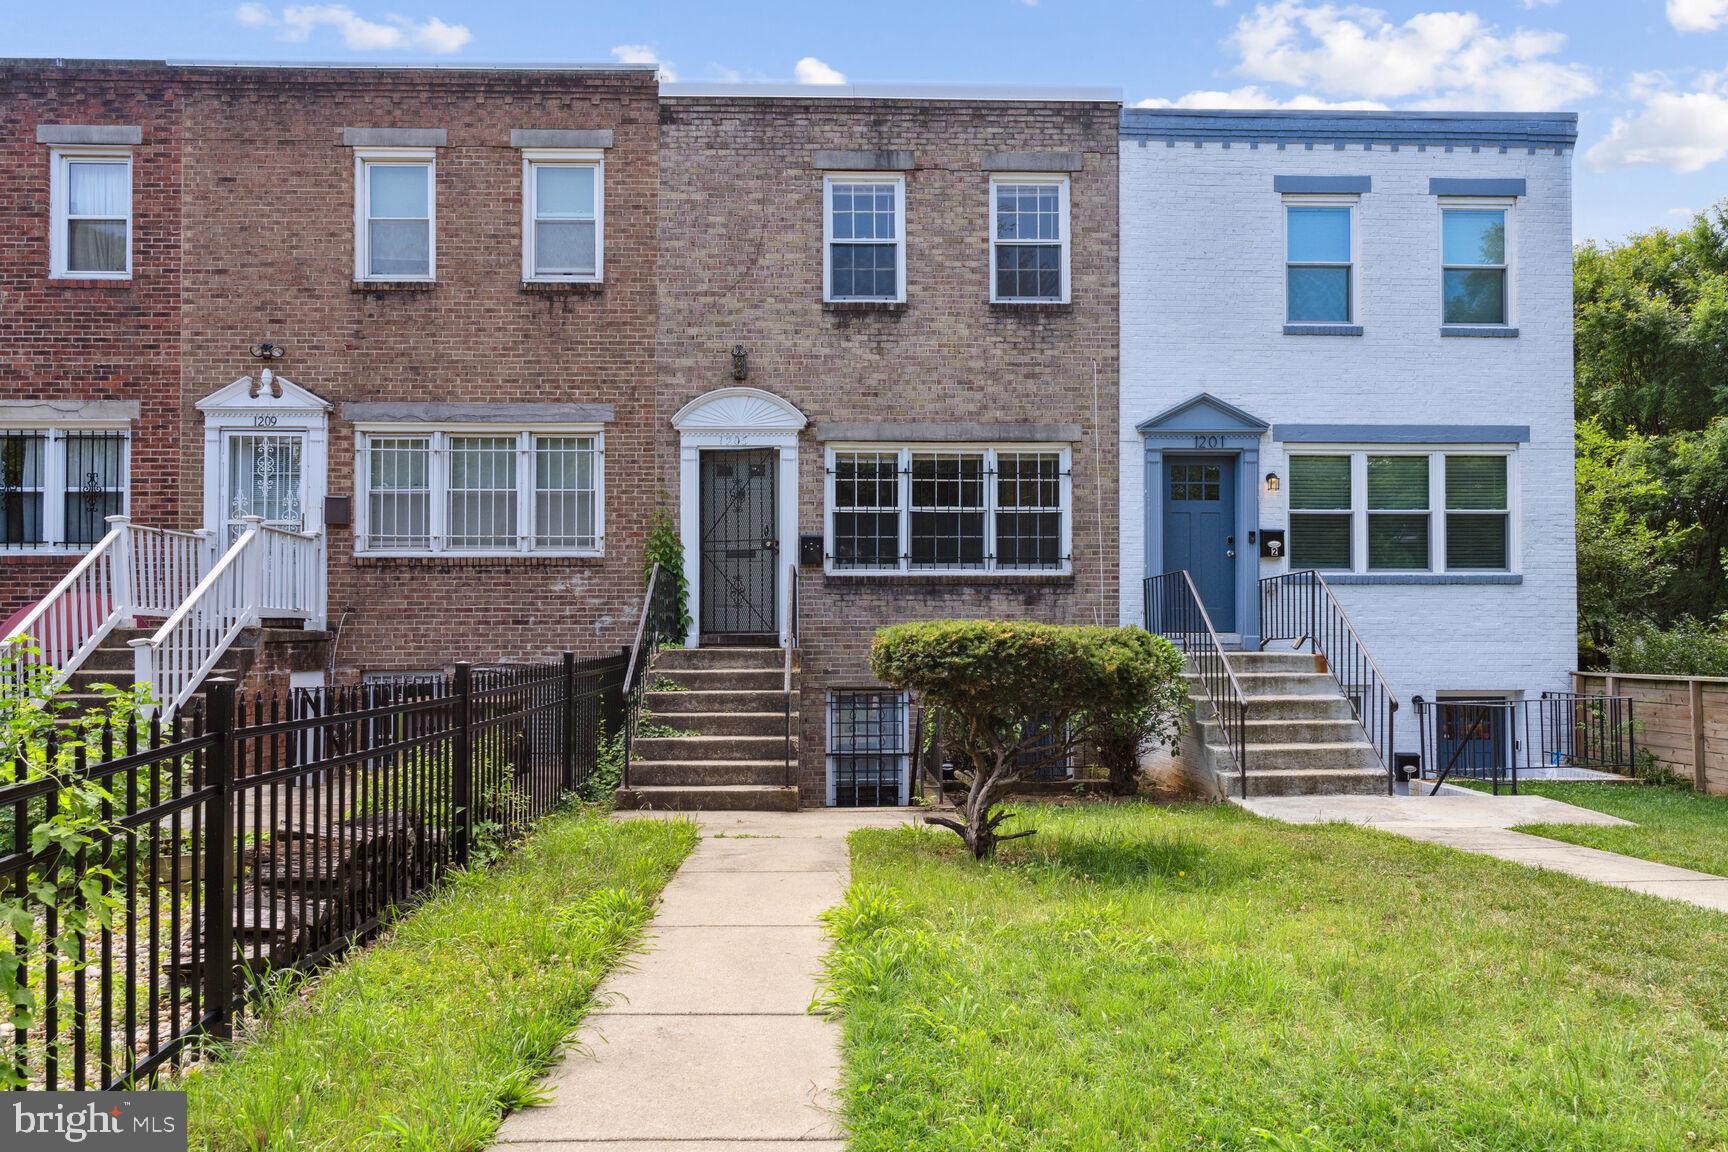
[
  {"xmin": 1522, "ymin": 0, "xmax": 1559, "ymax": 7},
  {"xmin": 1668, "ymin": 0, "xmax": 1728, "ymax": 32},
  {"xmin": 1586, "ymin": 71, "xmax": 1728, "ymax": 172},
  {"xmin": 793, "ymin": 56, "xmax": 846, "ymax": 85},
  {"xmin": 1134, "ymin": 85, "xmax": 1387, "ymax": 110},
  {"xmin": 232, "ymin": 4, "xmax": 471, "ymax": 53},
  {"xmin": 1224, "ymin": 2, "xmax": 1594, "ymax": 110},
  {"xmin": 610, "ymin": 43, "xmax": 677, "ymax": 81}
]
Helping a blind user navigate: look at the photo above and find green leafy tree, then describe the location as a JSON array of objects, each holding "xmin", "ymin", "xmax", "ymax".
[
  {"xmin": 643, "ymin": 506, "xmax": 691, "ymax": 642},
  {"xmin": 870, "ymin": 621, "xmax": 1185, "ymax": 859}
]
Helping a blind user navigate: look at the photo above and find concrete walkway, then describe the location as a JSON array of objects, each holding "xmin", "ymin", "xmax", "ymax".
[
  {"xmin": 1242, "ymin": 791, "xmax": 1728, "ymax": 913},
  {"xmin": 494, "ymin": 808, "xmax": 915, "ymax": 1152}
]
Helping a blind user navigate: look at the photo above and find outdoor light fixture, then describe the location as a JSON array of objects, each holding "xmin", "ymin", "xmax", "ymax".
[
  {"xmin": 250, "ymin": 342, "xmax": 286, "ymax": 361},
  {"xmin": 731, "ymin": 345, "xmax": 749, "ymax": 381},
  {"xmin": 1265, "ymin": 472, "xmax": 1281, "ymax": 493}
]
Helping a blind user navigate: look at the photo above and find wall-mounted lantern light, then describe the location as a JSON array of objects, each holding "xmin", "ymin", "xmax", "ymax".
[
  {"xmin": 731, "ymin": 345, "xmax": 749, "ymax": 381},
  {"xmin": 1265, "ymin": 471, "xmax": 1281, "ymax": 494},
  {"xmin": 249, "ymin": 342, "xmax": 286, "ymax": 361}
]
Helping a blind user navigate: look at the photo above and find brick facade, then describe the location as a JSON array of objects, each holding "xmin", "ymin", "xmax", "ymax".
[
  {"xmin": 0, "ymin": 61, "xmax": 183, "ymax": 621},
  {"xmin": 657, "ymin": 93, "xmax": 1121, "ymax": 801}
]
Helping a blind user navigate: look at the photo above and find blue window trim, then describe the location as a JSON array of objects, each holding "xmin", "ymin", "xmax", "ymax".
[
  {"xmin": 1274, "ymin": 175, "xmax": 1371, "ymax": 194},
  {"xmin": 1429, "ymin": 177, "xmax": 1526, "ymax": 197}
]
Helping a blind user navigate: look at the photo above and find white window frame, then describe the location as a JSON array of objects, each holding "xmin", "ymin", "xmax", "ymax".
[
  {"xmin": 353, "ymin": 425, "xmax": 604, "ymax": 557},
  {"xmin": 520, "ymin": 148, "xmax": 604, "ymax": 284},
  {"xmin": 1438, "ymin": 196, "xmax": 1515, "ymax": 327},
  {"xmin": 1285, "ymin": 446, "xmax": 1518, "ymax": 575},
  {"xmin": 49, "ymin": 147, "xmax": 132, "ymax": 280},
  {"xmin": 823, "ymin": 443, "xmax": 1072, "ymax": 576},
  {"xmin": 0, "ymin": 422, "xmax": 130, "ymax": 553},
  {"xmin": 1283, "ymin": 194, "xmax": 1358, "ymax": 326},
  {"xmin": 823, "ymin": 174, "xmax": 907, "ymax": 304},
  {"xmin": 825, "ymin": 688, "xmax": 912, "ymax": 807},
  {"xmin": 354, "ymin": 148, "xmax": 437, "ymax": 283},
  {"xmin": 989, "ymin": 174, "xmax": 1071, "ymax": 304}
]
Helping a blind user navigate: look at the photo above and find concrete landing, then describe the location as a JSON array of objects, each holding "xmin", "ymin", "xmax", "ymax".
[
  {"xmin": 1242, "ymin": 792, "xmax": 1728, "ymax": 913},
  {"xmin": 494, "ymin": 807, "xmax": 917, "ymax": 1150}
]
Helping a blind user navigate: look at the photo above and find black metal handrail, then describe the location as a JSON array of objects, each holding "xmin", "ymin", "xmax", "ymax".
[
  {"xmin": 1143, "ymin": 571, "xmax": 1250, "ymax": 794},
  {"xmin": 620, "ymin": 562, "xmax": 680, "ymax": 791},
  {"xmin": 784, "ymin": 563, "xmax": 800, "ymax": 789},
  {"xmin": 1411, "ymin": 692, "xmax": 1637, "ymax": 795},
  {"xmin": 1259, "ymin": 569, "xmax": 1400, "ymax": 794}
]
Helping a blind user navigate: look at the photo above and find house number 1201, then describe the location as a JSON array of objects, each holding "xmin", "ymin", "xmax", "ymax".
[{"xmin": 1192, "ymin": 435, "xmax": 1222, "ymax": 448}]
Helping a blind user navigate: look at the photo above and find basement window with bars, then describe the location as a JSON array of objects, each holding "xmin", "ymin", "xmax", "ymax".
[
  {"xmin": 356, "ymin": 429, "xmax": 602, "ymax": 556},
  {"xmin": 0, "ymin": 428, "xmax": 128, "ymax": 551},
  {"xmin": 826, "ymin": 445, "xmax": 1071, "ymax": 575},
  {"xmin": 1286, "ymin": 449, "xmax": 1513, "ymax": 574},
  {"xmin": 827, "ymin": 690, "xmax": 910, "ymax": 807}
]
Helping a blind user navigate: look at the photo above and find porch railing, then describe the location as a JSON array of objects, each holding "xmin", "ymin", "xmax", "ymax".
[
  {"xmin": 4, "ymin": 517, "xmax": 210, "ymax": 693},
  {"xmin": 1144, "ymin": 571, "xmax": 1250, "ymax": 793},
  {"xmin": 132, "ymin": 517, "xmax": 325, "ymax": 718},
  {"xmin": 1259, "ymin": 569, "xmax": 1399, "ymax": 794},
  {"xmin": 1411, "ymin": 692, "xmax": 1637, "ymax": 795},
  {"xmin": 784, "ymin": 562, "xmax": 800, "ymax": 788}
]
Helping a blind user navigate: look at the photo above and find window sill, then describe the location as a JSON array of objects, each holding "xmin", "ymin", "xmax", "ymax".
[
  {"xmin": 823, "ymin": 570, "xmax": 1074, "ymax": 587},
  {"xmin": 353, "ymin": 552, "xmax": 605, "ymax": 569},
  {"xmin": 352, "ymin": 280, "xmax": 438, "ymax": 294},
  {"xmin": 1440, "ymin": 325, "xmax": 1518, "ymax": 339},
  {"xmin": 823, "ymin": 300, "xmax": 907, "ymax": 313},
  {"xmin": 989, "ymin": 300, "xmax": 1072, "ymax": 313},
  {"xmin": 1284, "ymin": 323, "xmax": 1363, "ymax": 336},
  {"xmin": 521, "ymin": 280, "xmax": 604, "ymax": 295},
  {"xmin": 47, "ymin": 277, "xmax": 133, "ymax": 288},
  {"xmin": 1318, "ymin": 572, "xmax": 1521, "ymax": 586}
]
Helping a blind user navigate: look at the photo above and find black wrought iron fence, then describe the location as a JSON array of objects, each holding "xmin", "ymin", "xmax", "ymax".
[
  {"xmin": 1143, "ymin": 571, "xmax": 1250, "ymax": 795},
  {"xmin": 2, "ymin": 651, "xmax": 626, "ymax": 1092},
  {"xmin": 1410, "ymin": 692, "xmax": 1637, "ymax": 795}
]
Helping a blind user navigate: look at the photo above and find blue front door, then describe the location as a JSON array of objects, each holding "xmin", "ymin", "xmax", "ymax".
[{"xmin": 1164, "ymin": 456, "xmax": 1237, "ymax": 631}]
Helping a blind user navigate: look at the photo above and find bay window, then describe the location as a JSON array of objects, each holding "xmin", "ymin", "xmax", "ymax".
[
  {"xmin": 826, "ymin": 445, "xmax": 1070, "ymax": 575},
  {"xmin": 356, "ymin": 429, "xmax": 602, "ymax": 555},
  {"xmin": 1286, "ymin": 449, "xmax": 1513, "ymax": 574}
]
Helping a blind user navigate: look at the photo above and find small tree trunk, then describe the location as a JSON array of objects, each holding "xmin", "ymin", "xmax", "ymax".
[{"xmin": 1096, "ymin": 730, "xmax": 1141, "ymax": 797}]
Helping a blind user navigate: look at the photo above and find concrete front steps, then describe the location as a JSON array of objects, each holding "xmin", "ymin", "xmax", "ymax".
[
  {"xmin": 615, "ymin": 646, "xmax": 800, "ymax": 812},
  {"xmin": 60, "ymin": 625, "xmax": 257, "ymax": 715},
  {"xmin": 1189, "ymin": 649, "xmax": 1388, "ymax": 798}
]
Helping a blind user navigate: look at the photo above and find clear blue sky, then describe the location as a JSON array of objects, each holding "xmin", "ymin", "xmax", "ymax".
[{"xmin": 9, "ymin": 0, "xmax": 1727, "ymax": 244}]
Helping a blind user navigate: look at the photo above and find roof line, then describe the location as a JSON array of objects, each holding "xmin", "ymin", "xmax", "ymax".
[{"xmin": 662, "ymin": 81, "xmax": 1121, "ymax": 102}]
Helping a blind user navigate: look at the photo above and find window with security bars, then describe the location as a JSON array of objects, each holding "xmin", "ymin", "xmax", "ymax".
[
  {"xmin": 826, "ymin": 177, "xmax": 903, "ymax": 302},
  {"xmin": 1286, "ymin": 450, "xmax": 1513, "ymax": 574},
  {"xmin": 0, "ymin": 428, "xmax": 128, "ymax": 550},
  {"xmin": 991, "ymin": 177, "xmax": 1068, "ymax": 303},
  {"xmin": 828, "ymin": 690, "xmax": 909, "ymax": 807},
  {"xmin": 826, "ymin": 445, "xmax": 1070, "ymax": 574},
  {"xmin": 1013, "ymin": 715, "xmax": 1073, "ymax": 780},
  {"xmin": 357, "ymin": 430, "xmax": 602, "ymax": 555}
]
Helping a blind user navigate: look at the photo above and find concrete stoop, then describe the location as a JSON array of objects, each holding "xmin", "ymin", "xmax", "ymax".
[
  {"xmin": 1184, "ymin": 649, "xmax": 1388, "ymax": 798},
  {"xmin": 615, "ymin": 646, "xmax": 801, "ymax": 812}
]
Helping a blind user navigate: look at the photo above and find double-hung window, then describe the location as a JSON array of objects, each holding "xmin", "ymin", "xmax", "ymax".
[
  {"xmin": 356, "ymin": 428, "xmax": 602, "ymax": 555},
  {"xmin": 825, "ymin": 176, "xmax": 904, "ymax": 303},
  {"xmin": 1441, "ymin": 204, "xmax": 1510, "ymax": 325},
  {"xmin": 1285, "ymin": 200, "xmax": 1354, "ymax": 325},
  {"xmin": 51, "ymin": 149, "xmax": 131, "ymax": 278},
  {"xmin": 522, "ymin": 151, "xmax": 602, "ymax": 282},
  {"xmin": 826, "ymin": 444, "xmax": 1070, "ymax": 575},
  {"xmin": 356, "ymin": 151, "xmax": 435, "ymax": 281},
  {"xmin": 0, "ymin": 426, "xmax": 128, "ymax": 550},
  {"xmin": 1286, "ymin": 449, "xmax": 1513, "ymax": 574},
  {"xmin": 990, "ymin": 176, "xmax": 1069, "ymax": 303}
]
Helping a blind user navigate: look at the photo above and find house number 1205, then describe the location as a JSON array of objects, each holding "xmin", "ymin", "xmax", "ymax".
[
  {"xmin": 1192, "ymin": 435, "xmax": 1222, "ymax": 448},
  {"xmin": 253, "ymin": 414, "xmax": 279, "ymax": 427}
]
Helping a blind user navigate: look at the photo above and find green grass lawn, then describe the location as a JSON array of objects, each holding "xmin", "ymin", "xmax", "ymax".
[
  {"xmin": 822, "ymin": 802, "xmax": 1728, "ymax": 1151},
  {"xmin": 1493, "ymin": 780, "xmax": 1728, "ymax": 878},
  {"xmin": 181, "ymin": 808, "xmax": 696, "ymax": 1152}
]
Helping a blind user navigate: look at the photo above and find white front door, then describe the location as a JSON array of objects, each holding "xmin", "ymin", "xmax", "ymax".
[{"xmin": 223, "ymin": 431, "xmax": 307, "ymax": 540}]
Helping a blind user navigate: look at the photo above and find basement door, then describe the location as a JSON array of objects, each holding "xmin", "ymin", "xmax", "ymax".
[
  {"xmin": 1163, "ymin": 456, "xmax": 1237, "ymax": 631},
  {"xmin": 698, "ymin": 449, "xmax": 778, "ymax": 642}
]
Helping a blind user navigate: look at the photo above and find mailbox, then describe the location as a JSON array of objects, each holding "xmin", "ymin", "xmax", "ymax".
[
  {"xmin": 799, "ymin": 534, "xmax": 825, "ymax": 568},
  {"xmin": 1259, "ymin": 529, "xmax": 1286, "ymax": 560}
]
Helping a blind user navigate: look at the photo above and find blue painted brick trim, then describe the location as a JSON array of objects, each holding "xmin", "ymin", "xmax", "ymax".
[
  {"xmin": 1283, "ymin": 324, "xmax": 1364, "ymax": 336},
  {"xmin": 1429, "ymin": 177, "xmax": 1526, "ymax": 197},
  {"xmin": 1321, "ymin": 573, "xmax": 1522, "ymax": 586},
  {"xmin": 1273, "ymin": 424, "xmax": 1530, "ymax": 444},
  {"xmin": 1274, "ymin": 175, "xmax": 1371, "ymax": 194},
  {"xmin": 1440, "ymin": 325, "xmax": 1520, "ymax": 338}
]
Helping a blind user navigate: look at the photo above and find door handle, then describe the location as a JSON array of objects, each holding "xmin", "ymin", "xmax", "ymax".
[{"xmin": 1225, "ymin": 550, "xmax": 1236, "ymax": 559}]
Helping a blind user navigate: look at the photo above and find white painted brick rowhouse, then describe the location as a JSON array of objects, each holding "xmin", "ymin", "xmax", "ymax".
[{"xmin": 1118, "ymin": 111, "xmax": 1578, "ymax": 753}]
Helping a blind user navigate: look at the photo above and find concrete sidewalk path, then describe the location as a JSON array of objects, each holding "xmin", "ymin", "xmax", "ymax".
[
  {"xmin": 494, "ymin": 807, "xmax": 916, "ymax": 1151},
  {"xmin": 1242, "ymin": 791, "xmax": 1728, "ymax": 913}
]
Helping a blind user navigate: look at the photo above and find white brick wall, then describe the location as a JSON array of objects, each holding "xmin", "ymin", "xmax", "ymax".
[{"xmin": 1119, "ymin": 132, "xmax": 1577, "ymax": 748}]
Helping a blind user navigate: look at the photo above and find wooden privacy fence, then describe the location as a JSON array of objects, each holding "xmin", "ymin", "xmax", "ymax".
[
  {"xmin": 1573, "ymin": 671, "xmax": 1728, "ymax": 794},
  {"xmin": 2, "ymin": 651, "xmax": 628, "ymax": 1092}
]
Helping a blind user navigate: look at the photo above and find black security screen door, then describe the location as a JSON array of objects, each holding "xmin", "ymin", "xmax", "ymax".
[{"xmin": 699, "ymin": 449, "xmax": 778, "ymax": 640}]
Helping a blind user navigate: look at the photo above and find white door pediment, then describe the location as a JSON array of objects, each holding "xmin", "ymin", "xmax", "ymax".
[
  {"xmin": 671, "ymin": 387, "xmax": 807, "ymax": 434},
  {"xmin": 198, "ymin": 372, "xmax": 332, "ymax": 417}
]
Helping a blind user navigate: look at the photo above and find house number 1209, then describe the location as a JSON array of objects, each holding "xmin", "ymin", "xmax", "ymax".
[
  {"xmin": 1192, "ymin": 435, "xmax": 1222, "ymax": 448},
  {"xmin": 253, "ymin": 414, "xmax": 279, "ymax": 427}
]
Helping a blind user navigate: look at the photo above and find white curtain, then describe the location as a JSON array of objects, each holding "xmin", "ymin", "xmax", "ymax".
[{"xmin": 66, "ymin": 161, "xmax": 127, "ymax": 273}]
